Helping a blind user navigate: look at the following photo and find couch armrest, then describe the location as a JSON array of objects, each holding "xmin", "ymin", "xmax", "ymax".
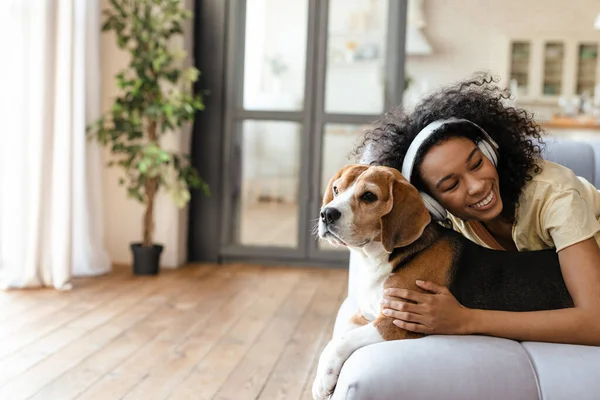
[{"xmin": 331, "ymin": 336, "xmax": 540, "ymax": 400}]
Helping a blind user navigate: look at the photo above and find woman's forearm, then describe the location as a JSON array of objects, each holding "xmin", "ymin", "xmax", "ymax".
[{"xmin": 466, "ymin": 307, "xmax": 600, "ymax": 346}]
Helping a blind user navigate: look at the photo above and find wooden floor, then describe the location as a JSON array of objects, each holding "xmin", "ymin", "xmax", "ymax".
[{"xmin": 0, "ymin": 264, "xmax": 348, "ymax": 400}]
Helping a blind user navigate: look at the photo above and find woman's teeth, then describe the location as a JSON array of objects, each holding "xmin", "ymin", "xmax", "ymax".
[{"xmin": 471, "ymin": 190, "xmax": 494, "ymax": 209}]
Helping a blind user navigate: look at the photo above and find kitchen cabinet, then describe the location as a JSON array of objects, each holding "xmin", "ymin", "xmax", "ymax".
[{"xmin": 507, "ymin": 38, "xmax": 600, "ymax": 103}]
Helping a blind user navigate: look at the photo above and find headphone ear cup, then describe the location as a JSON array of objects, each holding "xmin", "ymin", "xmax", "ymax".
[
  {"xmin": 478, "ymin": 140, "xmax": 498, "ymax": 167},
  {"xmin": 420, "ymin": 192, "xmax": 447, "ymax": 221}
]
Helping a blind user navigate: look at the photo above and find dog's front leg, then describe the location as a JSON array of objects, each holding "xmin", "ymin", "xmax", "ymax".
[
  {"xmin": 336, "ymin": 311, "xmax": 370, "ymax": 335},
  {"xmin": 373, "ymin": 314, "xmax": 425, "ymax": 340},
  {"xmin": 311, "ymin": 313, "xmax": 424, "ymax": 400},
  {"xmin": 312, "ymin": 321, "xmax": 383, "ymax": 400}
]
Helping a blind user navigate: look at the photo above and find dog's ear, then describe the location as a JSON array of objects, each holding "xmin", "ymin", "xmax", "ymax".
[
  {"xmin": 322, "ymin": 165, "xmax": 369, "ymax": 206},
  {"xmin": 322, "ymin": 168, "xmax": 345, "ymax": 206},
  {"xmin": 381, "ymin": 178, "xmax": 431, "ymax": 252}
]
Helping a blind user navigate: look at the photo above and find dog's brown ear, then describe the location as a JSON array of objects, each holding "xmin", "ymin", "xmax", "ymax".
[
  {"xmin": 381, "ymin": 179, "xmax": 431, "ymax": 252},
  {"xmin": 322, "ymin": 165, "xmax": 369, "ymax": 206},
  {"xmin": 322, "ymin": 168, "xmax": 345, "ymax": 206}
]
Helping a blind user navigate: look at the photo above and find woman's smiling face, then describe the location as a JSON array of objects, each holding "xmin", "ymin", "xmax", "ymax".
[{"xmin": 418, "ymin": 136, "xmax": 503, "ymax": 221}]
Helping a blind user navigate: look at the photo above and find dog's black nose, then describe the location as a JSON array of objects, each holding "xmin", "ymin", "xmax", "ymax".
[{"xmin": 321, "ymin": 207, "xmax": 341, "ymax": 224}]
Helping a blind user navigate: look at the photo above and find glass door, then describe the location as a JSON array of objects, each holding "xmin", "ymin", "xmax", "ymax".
[{"xmin": 220, "ymin": 0, "xmax": 407, "ymax": 265}]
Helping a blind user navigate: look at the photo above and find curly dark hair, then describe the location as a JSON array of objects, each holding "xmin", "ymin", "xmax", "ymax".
[{"xmin": 356, "ymin": 73, "xmax": 545, "ymax": 220}]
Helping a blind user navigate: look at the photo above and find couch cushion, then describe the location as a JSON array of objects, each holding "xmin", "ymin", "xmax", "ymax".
[
  {"xmin": 541, "ymin": 138, "xmax": 596, "ymax": 186},
  {"xmin": 331, "ymin": 296, "xmax": 540, "ymax": 400},
  {"xmin": 521, "ymin": 341, "xmax": 600, "ymax": 400},
  {"xmin": 569, "ymin": 138, "xmax": 600, "ymax": 188},
  {"xmin": 331, "ymin": 335, "xmax": 540, "ymax": 400}
]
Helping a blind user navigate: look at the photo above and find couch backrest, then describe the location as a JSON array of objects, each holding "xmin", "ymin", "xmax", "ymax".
[{"xmin": 540, "ymin": 138, "xmax": 597, "ymax": 187}]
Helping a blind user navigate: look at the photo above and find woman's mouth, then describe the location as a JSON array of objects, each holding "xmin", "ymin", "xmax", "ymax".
[{"xmin": 469, "ymin": 189, "xmax": 496, "ymax": 211}]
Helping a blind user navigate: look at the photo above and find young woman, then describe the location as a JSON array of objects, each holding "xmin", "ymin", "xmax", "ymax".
[{"xmin": 359, "ymin": 74, "xmax": 600, "ymax": 346}]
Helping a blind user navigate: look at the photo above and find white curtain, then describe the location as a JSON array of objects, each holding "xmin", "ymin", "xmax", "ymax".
[{"xmin": 0, "ymin": 0, "xmax": 110, "ymax": 289}]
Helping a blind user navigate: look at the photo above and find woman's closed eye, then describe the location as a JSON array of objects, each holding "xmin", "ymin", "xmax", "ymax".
[
  {"xmin": 471, "ymin": 158, "xmax": 483, "ymax": 170},
  {"xmin": 441, "ymin": 158, "xmax": 484, "ymax": 192},
  {"xmin": 444, "ymin": 181, "xmax": 459, "ymax": 192}
]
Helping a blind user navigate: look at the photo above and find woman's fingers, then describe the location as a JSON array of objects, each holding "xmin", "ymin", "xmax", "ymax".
[
  {"xmin": 384, "ymin": 288, "xmax": 428, "ymax": 303},
  {"xmin": 381, "ymin": 298, "xmax": 421, "ymax": 314},
  {"xmin": 382, "ymin": 309, "xmax": 423, "ymax": 324},
  {"xmin": 392, "ymin": 319, "xmax": 430, "ymax": 333},
  {"xmin": 415, "ymin": 280, "xmax": 451, "ymax": 294}
]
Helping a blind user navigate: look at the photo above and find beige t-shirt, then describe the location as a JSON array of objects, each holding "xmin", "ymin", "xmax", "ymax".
[{"xmin": 447, "ymin": 160, "xmax": 600, "ymax": 252}]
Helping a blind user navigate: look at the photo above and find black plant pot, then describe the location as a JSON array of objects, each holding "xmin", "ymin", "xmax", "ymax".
[{"xmin": 130, "ymin": 243, "xmax": 164, "ymax": 276}]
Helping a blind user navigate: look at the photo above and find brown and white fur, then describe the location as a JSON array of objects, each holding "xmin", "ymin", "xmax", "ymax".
[{"xmin": 311, "ymin": 164, "xmax": 572, "ymax": 400}]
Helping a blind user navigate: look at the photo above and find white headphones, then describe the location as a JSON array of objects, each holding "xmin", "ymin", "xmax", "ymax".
[{"xmin": 401, "ymin": 118, "xmax": 500, "ymax": 221}]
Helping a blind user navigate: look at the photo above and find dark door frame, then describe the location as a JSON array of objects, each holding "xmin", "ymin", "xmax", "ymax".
[{"xmin": 188, "ymin": 0, "xmax": 228, "ymax": 263}]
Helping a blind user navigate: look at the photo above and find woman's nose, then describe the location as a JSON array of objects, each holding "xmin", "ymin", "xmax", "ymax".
[{"xmin": 465, "ymin": 174, "xmax": 486, "ymax": 196}]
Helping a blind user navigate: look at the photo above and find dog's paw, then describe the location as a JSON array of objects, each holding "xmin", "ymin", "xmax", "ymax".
[
  {"xmin": 311, "ymin": 340, "xmax": 344, "ymax": 400},
  {"xmin": 312, "ymin": 367, "xmax": 337, "ymax": 400}
]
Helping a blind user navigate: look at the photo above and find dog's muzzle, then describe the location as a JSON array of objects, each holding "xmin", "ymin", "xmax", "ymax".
[{"xmin": 320, "ymin": 207, "xmax": 341, "ymax": 225}]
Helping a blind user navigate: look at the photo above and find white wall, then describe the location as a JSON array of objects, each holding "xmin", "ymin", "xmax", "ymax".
[
  {"xmin": 405, "ymin": 0, "xmax": 600, "ymax": 117},
  {"xmin": 100, "ymin": 0, "xmax": 194, "ymax": 267}
]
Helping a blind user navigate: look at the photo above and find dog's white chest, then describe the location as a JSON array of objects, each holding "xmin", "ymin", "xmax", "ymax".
[
  {"xmin": 355, "ymin": 274, "xmax": 387, "ymax": 321},
  {"xmin": 352, "ymin": 247, "xmax": 392, "ymax": 322}
]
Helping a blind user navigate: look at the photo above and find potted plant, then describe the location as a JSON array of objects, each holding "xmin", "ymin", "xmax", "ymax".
[{"xmin": 88, "ymin": 0, "xmax": 209, "ymax": 275}]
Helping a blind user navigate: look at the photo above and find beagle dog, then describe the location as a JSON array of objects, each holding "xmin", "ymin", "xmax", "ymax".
[{"xmin": 312, "ymin": 164, "xmax": 573, "ymax": 400}]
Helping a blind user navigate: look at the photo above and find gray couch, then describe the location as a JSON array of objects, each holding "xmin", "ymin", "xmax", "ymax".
[{"xmin": 331, "ymin": 137, "xmax": 600, "ymax": 400}]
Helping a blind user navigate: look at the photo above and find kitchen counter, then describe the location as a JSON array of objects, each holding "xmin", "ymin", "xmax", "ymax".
[
  {"xmin": 540, "ymin": 116, "xmax": 600, "ymax": 130},
  {"xmin": 540, "ymin": 116, "xmax": 600, "ymax": 141}
]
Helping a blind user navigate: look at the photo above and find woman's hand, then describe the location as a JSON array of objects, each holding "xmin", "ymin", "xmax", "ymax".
[{"xmin": 381, "ymin": 280, "xmax": 473, "ymax": 335}]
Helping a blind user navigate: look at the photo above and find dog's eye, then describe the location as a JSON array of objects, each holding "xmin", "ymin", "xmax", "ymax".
[
  {"xmin": 360, "ymin": 191, "xmax": 377, "ymax": 202},
  {"xmin": 333, "ymin": 186, "xmax": 338, "ymax": 195}
]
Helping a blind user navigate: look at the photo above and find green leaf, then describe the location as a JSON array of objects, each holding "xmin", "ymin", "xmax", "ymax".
[
  {"xmin": 109, "ymin": 0, "xmax": 127, "ymax": 18},
  {"xmin": 152, "ymin": 58, "xmax": 161, "ymax": 72},
  {"xmin": 101, "ymin": 17, "xmax": 115, "ymax": 32},
  {"xmin": 165, "ymin": 70, "xmax": 180, "ymax": 83},
  {"xmin": 164, "ymin": 103, "xmax": 174, "ymax": 117},
  {"xmin": 117, "ymin": 35, "xmax": 129, "ymax": 49},
  {"xmin": 158, "ymin": 151, "xmax": 170, "ymax": 162},
  {"xmin": 192, "ymin": 99, "xmax": 204, "ymax": 109},
  {"xmin": 112, "ymin": 142, "xmax": 126, "ymax": 152},
  {"xmin": 138, "ymin": 160, "xmax": 148, "ymax": 174},
  {"xmin": 200, "ymin": 182, "xmax": 211, "ymax": 196},
  {"xmin": 127, "ymin": 187, "xmax": 144, "ymax": 203},
  {"xmin": 145, "ymin": 105, "xmax": 161, "ymax": 117}
]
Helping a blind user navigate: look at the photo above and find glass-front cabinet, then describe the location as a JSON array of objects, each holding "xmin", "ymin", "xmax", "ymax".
[
  {"xmin": 508, "ymin": 39, "xmax": 600, "ymax": 102},
  {"xmin": 509, "ymin": 41, "xmax": 531, "ymax": 96},
  {"xmin": 542, "ymin": 42, "xmax": 564, "ymax": 96},
  {"xmin": 576, "ymin": 43, "xmax": 598, "ymax": 96}
]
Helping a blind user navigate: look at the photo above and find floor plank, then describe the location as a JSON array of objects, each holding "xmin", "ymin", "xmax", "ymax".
[
  {"xmin": 256, "ymin": 270, "xmax": 348, "ymax": 400},
  {"xmin": 0, "ymin": 263, "xmax": 348, "ymax": 400},
  {"xmin": 298, "ymin": 276, "xmax": 349, "ymax": 400}
]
